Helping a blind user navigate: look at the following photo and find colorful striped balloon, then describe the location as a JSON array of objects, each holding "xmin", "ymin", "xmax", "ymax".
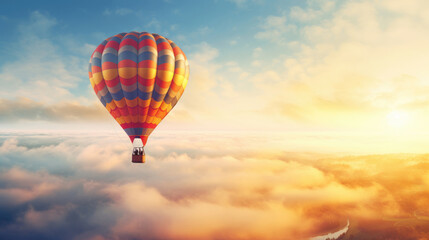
[{"xmin": 88, "ymin": 32, "xmax": 189, "ymax": 146}]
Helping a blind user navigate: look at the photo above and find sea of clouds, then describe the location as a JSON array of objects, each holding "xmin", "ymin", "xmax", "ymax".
[{"xmin": 0, "ymin": 131, "xmax": 429, "ymax": 240}]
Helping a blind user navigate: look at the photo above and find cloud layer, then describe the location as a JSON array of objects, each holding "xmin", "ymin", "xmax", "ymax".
[{"xmin": 0, "ymin": 132, "xmax": 429, "ymax": 239}]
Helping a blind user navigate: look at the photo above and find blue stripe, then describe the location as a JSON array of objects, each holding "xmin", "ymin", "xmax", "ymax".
[
  {"xmin": 103, "ymin": 93, "xmax": 113, "ymax": 103},
  {"xmin": 171, "ymin": 97, "xmax": 179, "ymax": 107},
  {"xmin": 170, "ymin": 42, "xmax": 177, "ymax": 48},
  {"xmin": 164, "ymin": 95, "xmax": 173, "ymax": 104},
  {"xmin": 100, "ymin": 97, "xmax": 106, "ymax": 107},
  {"xmin": 174, "ymin": 60, "xmax": 185, "ymax": 68},
  {"xmin": 135, "ymin": 128, "xmax": 143, "ymax": 135},
  {"xmin": 151, "ymin": 91, "xmax": 165, "ymax": 102},
  {"xmin": 119, "ymin": 51, "xmax": 137, "ymax": 61},
  {"xmin": 139, "ymin": 35, "xmax": 154, "ymax": 41},
  {"xmin": 158, "ymin": 55, "xmax": 174, "ymax": 65},
  {"xmin": 138, "ymin": 52, "xmax": 156, "ymax": 62},
  {"xmin": 155, "ymin": 37, "xmax": 168, "ymax": 44},
  {"xmin": 91, "ymin": 57, "xmax": 101, "ymax": 67},
  {"xmin": 124, "ymin": 34, "xmax": 138, "ymax": 42},
  {"xmin": 110, "ymin": 36, "xmax": 122, "ymax": 43},
  {"xmin": 102, "ymin": 53, "xmax": 118, "ymax": 64},
  {"xmin": 139, "ymin": 91, "xmax": 152, "ymax": 100},
  {"xmin": 123, "ymin": 90, "xmax": 138, "ymax": 100},
  {"xmin": 124, "ymin": 128, "xmax": 134, "ymax": 135},
  {"xmin": 124, "ymin": 128, "xmax": 143, "ymax": 135},
  {"xmin": 111, "ymin": 91, "xmax": 125, "ymax": 101}
]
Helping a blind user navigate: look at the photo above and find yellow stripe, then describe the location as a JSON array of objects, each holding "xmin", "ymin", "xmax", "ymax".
[
  {"xmin": 102, "ymin": 69, "xmax": 118, "ymax": 80},
  {"xmin": 156, "ymin": 70, "xmax": 174, "ymax": 82},
  {"xmin": 138, "ymin": 68, "xmax": 157, "ymax": 79},
  {"xmin": 92, "ymin": 72, "xmax": 104, "ymax": 84},
  {"xmin": 118, "ymin": 67, "xmax": 137, "ymax": 79}
]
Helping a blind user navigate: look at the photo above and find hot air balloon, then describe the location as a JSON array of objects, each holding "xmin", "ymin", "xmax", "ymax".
[{"xmin": 88, "ymin": 32, "xmax": 189, "ymax": 163}]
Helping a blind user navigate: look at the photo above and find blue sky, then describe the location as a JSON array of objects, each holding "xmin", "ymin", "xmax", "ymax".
[{"xmin": 0, "ymin": 0, "xmax": 304, "ymax": 72}]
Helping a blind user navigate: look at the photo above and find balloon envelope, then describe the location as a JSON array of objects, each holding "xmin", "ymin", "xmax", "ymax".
[{"xmin": 88, "ymin": 32, "xmax": 189, "ymax": 145}]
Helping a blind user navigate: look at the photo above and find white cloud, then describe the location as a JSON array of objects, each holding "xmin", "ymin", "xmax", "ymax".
[
  {"xmin": 1, "ymin": 133, "xmax": 429, "ymax": 239},
  {"xmin": 146, "ymin": 18, "xmax": 161, "ymax": 30},
  {"xmin": 252, "ymin": 47, "xmax": 262, "ymax": 58},
  {"xmin": 289, "ymin": 0, "xmax": 335, "ymax": 22},
  {"xmin": 250, "ymin": 0, "xmax": 429, "ymax": 133},
  {"xmin": 254, "ymin": 14, "xmax": 296, "ymax": 43},
  {"xmin": 228, "ymin": 0, "xmax": 264, "ymax": 8},
  {"xmin": 0, "ymin": 11, "xmax": 92, "ymax": 105},
  {"xmin": 103, "ymin": 8, "xmax": 134, "ymax": 16}
]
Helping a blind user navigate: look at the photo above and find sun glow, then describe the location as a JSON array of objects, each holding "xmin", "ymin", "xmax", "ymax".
[{"xmin": 387, "ymin": 110, "xmax": 410, "ymax": 128}]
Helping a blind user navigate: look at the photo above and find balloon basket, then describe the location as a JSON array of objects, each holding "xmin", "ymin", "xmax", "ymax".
[
  {"xmin": 132, "ymin": 154, "xmax": 145, "ymax": 163},
  {"xmin": 132, "ymin": 147, "xmax": 145, "ymax": 163}
]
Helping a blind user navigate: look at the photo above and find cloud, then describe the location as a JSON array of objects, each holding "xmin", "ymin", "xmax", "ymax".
[
  {"xmin": 228, "ymin": 0, "xmax": 264, "ymax": 8},
  {"xmin": 1, "ymin": 133, "xmax": 429, "ymax": 239},
  {"xmin": 248, "ymin": 0, "xmax": 429, "ymax": 133},
  {"xmin": 103, "ymin": 8, "xmax": 134, "ymax": 16},
  {"xmin": 0, "ymin": 98, "xmax": 107, "ymax": 122},
  {"xmin": 255, "ymin": 14, "xmax": 296, "ymax": 43},
  {"xmin": 146, "ymin": 18, "xmax": 161, "ymax": 30},
  {"xmin": 289, "ymin": 0, "xmax": 336, "ymax": 22},
  {"xmin": 0, "ymin": 11, "xmax": 91, "ymax": 105}
]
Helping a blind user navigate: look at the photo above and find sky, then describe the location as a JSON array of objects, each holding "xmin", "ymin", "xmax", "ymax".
[
  {"xmin": 1, "ymin": 0, "xmax": 429, "ymax": 239},
  {"xmin": 2, "ymin": 0, "xmax": 429, "ymax": 153}
]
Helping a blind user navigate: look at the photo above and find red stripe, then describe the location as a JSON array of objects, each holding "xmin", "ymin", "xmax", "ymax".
[
  {"xmin": 105, "ymin": 40, "xmax": 119, "ymax": 50},
  {"xmin": 118, "ymin": 60, "xmax": 137, "ymax": 68},
  {"xmin": 138, "ymin": 77, "xmax": 155, "ymax": 86},
  {"xmin": 169, "ymin": 82, "xmax": 180, "ymax": 91},
  {"xmin": 155, "ymin": 77, "xmax": 171, "ymax": 88},
  {"xmin": 121, "ymin": 123, "xmax": 156, "ymax": 129},
  {"xmin": 127, "ymin": 135, "xmax": 149, "ymax": 145},
  {"xmin": 116, "ymin": 105, "xmax": 138, "ymax": 113},
  {"xmin": 118, "ymin": 107, "xmax": 129, "ymax": 116},
  {"xmin": 112, "ymin": 108, "xmax": 121, "ymax": 118},
  {"xmin": 120, "ymin": 123, "xmax": 133, "ymax": 129},
  {"xmin": 95, "ymin": 81, "xmax": 106, "ymax": 92},
  {"xmin": 105, "ymin": 77, "xmax": 120, "ymax": 87},
  {"xmin": 128, "ymin": 106, "xmax": 139, "ymax": 115},
  {"xmin": 141, "ymin": 136, "xmax": 148, "ymax": 145},
  {"xmin": 138, "ymin": 60, "xmax": 156, "ymax": 68},
  {"xmin": 94, "ymin": 44, "xmax": 105, "ymax": 53},
  {"xmin": 120, "ymin": 77, "xmax": 137, "ymax": 86},
  {"xmin": 139, "ymin": 39, "xmax": 157, "ymax": 48},
  {"xmin": 91, "ymin": 66, "xmax": 102, "ymax": 74},
  {"xmin": 120, "ymin": 38, "xmax": 138, "ymax": 47},
  {"xmin": 157, "ymin": 42, "xmax": 171, "ymax": 51},
  {"xmin": 102, "ymin": 62, "xmax": 117, "ymax": 70},
  {"xmin": 157, "ymin": 63, "xmax": 174, "ymax": 71},
  {"xmin": 172, "ymin": 46, "xmax": 182, "ymax": 56}
]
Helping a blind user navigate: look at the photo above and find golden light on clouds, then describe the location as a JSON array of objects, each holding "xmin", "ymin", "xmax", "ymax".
[
  {"xmin": 386, "ymin": 110, "xmax": 410, "ymax": 128},
  {"xmin": 1, "ymin": 133, "xmax": 429, "ymax": 239}
]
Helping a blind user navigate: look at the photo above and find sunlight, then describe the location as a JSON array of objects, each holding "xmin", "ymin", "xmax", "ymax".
[{"xmin": 387, "ymin": 110, "xmax": 410, "ymax": 128}]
